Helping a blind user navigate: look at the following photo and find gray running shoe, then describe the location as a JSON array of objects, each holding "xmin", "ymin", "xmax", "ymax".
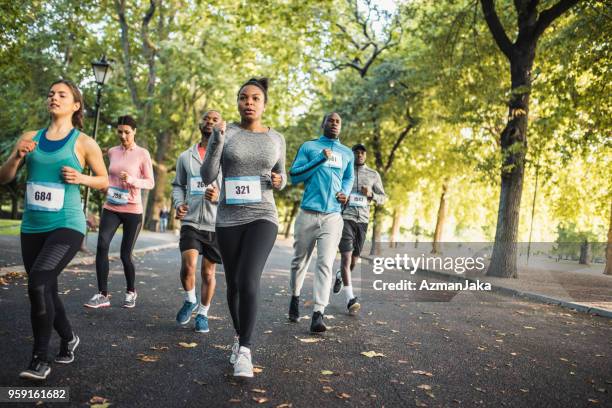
[
  {"xmin": 84, "ymin": 293, "xmax": 110, "ymax": 309},
  {"xmin": 123, "ymin": 291, "xmax": 137, "ymax": 308}
]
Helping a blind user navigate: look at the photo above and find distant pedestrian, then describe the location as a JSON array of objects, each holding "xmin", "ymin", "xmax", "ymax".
[{"xmin": 159, "ymin": 206, "xmax": 170, "ymax": 233}]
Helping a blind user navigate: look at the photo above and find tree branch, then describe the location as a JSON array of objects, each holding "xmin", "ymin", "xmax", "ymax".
[
  {"xmin": 115, "ymin": 0, "xmax": 141, "ymax": 109},
  {"xmin": 480, "ymin": 0, "xmax": 514, "ymax": 60},
  {"xmin": 334, "ymin": 22, "xmax": 361, "ymax": 50},
  {"xmin": 533, "ymin": 0, "xmax": 580, "ymax": 39},
  {"xmin": 384, "ymin": 113, "xmax": 415, "ymax": 173}
]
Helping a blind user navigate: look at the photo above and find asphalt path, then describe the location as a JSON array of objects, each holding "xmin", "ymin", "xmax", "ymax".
[{"xmin": 0, "ymin": 241, "xmax": 610, "ymax": 407}]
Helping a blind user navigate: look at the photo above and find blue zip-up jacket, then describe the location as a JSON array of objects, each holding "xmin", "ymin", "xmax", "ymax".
[{"xmin": 290, "ymin": 135, "xmax": 354, "ymax": 213}]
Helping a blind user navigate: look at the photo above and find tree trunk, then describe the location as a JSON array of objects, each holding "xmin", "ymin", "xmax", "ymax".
[
  {"xmin": 369, "ymin": 204, "xmax": 383, "ymax": 256},
  {"xmin": 579, "ymin": 239, "xmax": 591, "ymax": 265},
  {"xmin": 605, "ymin": 200, "xmax": 612, "ymax": 275},
  {"xmin": 486, "ymin": 53, "xmax": 534, "ymax": 279},
  {"xmin": 390, "ymin": 208, "xmax": 401, "ymax": 248},
  {"xmin": 10, "ymin": 194, "xmax": 19, "ymax": 219},
  {"xmin": 284, "ymin": 200, "xmax": 299, "ymax": 238},
  {"xmin": 432, "ymin": 181, "xmax": 448, "ymax": 254},
  {"xmin": 145, "ymin": 129, "xmax": 171, "ymax": 230}
]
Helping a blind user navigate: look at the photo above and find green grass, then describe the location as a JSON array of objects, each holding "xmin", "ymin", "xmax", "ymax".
[{"xmin": 0, "ymin": 219, "xmax": 21, "ymax": 236}]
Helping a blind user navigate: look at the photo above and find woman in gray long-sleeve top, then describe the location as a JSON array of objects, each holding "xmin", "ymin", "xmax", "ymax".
[{"xmin": 201, "ymin": 77, "xmax": 286, "ymax": 378}]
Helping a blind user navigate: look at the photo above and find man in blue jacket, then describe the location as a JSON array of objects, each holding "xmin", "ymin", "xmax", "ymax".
[{"xmin": 288, "ymin": 112, "xmax": 354, "ymax": 333}]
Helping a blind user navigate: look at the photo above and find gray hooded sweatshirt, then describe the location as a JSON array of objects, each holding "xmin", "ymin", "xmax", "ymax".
[{"xmin": 171, "ymin": 143, "xmax": 221, "ymax": 232}]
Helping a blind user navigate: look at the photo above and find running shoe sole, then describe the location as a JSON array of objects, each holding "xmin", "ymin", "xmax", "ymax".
[
  {"xmin": 19, "ymin": 367, "xmax": 50, "ymax": 380},
  {"xmin": 83, "ymin": 302, "xmax": 110, "ymax": 309},
  {"xmin": 195, "ymin": 327, "xmax": 210, "ymax": 333},
  {"xmin": 122, "ymin": 303, "xmax": 136, "ymax": 309},
  {"xmin": 348, "ymin": 302, "xmax": 361, "ymax": 315},
  {"xmin": 233, "ymin": 371, "xmax": 254, "ymax": 378}
]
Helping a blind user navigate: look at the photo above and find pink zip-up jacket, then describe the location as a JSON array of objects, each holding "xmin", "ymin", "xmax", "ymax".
[{"xmin": 103, "ymin": 144, "xmax": 155, "ymax": 214}]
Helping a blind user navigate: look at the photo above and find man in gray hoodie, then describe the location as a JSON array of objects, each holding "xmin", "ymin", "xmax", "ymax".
[
  {"xmin": 333, "ymin": 143, "xmax": 386, "ymax": 315},
  {"xmin": 172, "ymin": 110, "xmax": 222, "ymax": 333}
]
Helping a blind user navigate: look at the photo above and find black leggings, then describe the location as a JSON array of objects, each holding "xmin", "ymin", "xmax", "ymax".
[
  {"xmin": 95, "ymin": 208, "xmax": 142, "ymax": 294},
  {"xmin": 21, "ymin": 228, "xmax": 83, "ymax": 362},
  {"xmin": 216, "ymin": 220, "xmax": 278, "ymax": 348}
]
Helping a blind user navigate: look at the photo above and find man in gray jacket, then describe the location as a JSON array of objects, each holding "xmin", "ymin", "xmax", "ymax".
[
  {"xmin": 334, "ymin": 143, "xmax": 386, "ymax": 315},
  {"xmin": 172, "ymin": 110, "xmax": 222, "ymax": 333}
]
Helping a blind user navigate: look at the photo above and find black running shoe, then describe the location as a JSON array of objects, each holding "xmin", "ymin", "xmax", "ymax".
[
  {"xmin": 333, "ymin": 270, "xmax": 343, "ymax": 294},
  {"xmin": 310, "ymin": 311, "xmax": 327, "ymax": 333},
  {"xmin": 347, "ymin": 297, "xmax": 361, "ymax": 315},
  {"xmin": 19, "ymin": 356, "xmax": 51, "ymax": 380},
  {"xmin": 55, "ymin": 333, "xmax": 80, "ymax": 364},
  {"xmin": 288, "ymin": 295, "xmax": 300, "ymax": 322}
]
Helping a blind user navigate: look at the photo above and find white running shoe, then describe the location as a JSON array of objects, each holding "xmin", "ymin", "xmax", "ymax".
[
  {"xmin": 229, "ymin": 337, "xmax": 240, "ymax": 365},
  {"xmin": 233, "ymin": 347, "xmax": 254, "ymax": 378}
]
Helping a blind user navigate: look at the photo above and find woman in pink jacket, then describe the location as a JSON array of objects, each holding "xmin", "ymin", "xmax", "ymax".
[{"xmin": 85, "ymin": 115, "xmax": 154, "ymax": 309}]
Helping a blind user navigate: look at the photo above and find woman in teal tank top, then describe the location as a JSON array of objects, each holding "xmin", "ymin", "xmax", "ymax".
[{"xmin": 0, "ymin": 79, "xmax": 108, "ymax": 380}]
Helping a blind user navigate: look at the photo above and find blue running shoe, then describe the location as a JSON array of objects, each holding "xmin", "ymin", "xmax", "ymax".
[
  {"xmin": 176, "ymin": 301, "xmax": 197, "ymax": 325},
  {"xmin": 195, "ymin": 314, "xmax": 209, "ymax": 333}
]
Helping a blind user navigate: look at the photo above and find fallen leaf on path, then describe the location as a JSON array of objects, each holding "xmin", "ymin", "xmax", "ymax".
[
  {"xmin": 415, "ymin": 398, "xmax": 428, "ymax": 407},
  {"xmin": 474, "ymin": 387, "xmax": 486, "ymax": 393},
  {"xmin": 321, "ymin": 370, "xmax": 334, "ymax": 375},
  {"xmin": 588, "ymin": 399, "xmax": 598, "ymax": 404},
  {"xmin": 297, "ymin": 337, "xmax": 321, "ymax": 343},
  {"xmin": 520, "ymin": 389, "xmax": 528, "ymax": 393},
  {"xmin": 253, "ymin": 366, "xmax": 264, "ymax": 373},
  {"xmin": 126, "ymin": 335, "xmax": 135, "ymax": 339},
  {"xmin": 228, "ymin": 399, "xmax": 241, "ymax": 403},
  {"xmin": 412, "ymin": 370, "xmax": 434, "ymax": 377},
  {"xmin": 251, "ymin": 389, "xmax": 266, "ymax": 394},
  {"xmin": 89, "ymin": 396, "xmax": 110, "ymax": 407},
  {"xmin": 361, "ymin": 351, "xmax": 385, "ymax": 358},
  {"xmin": 523, "ymin": 326, "xmax": 536, "ymax": 330},
  {"xmin": 150, "ymin": 345, "xmax": 169, "ymax": 351},
  {"xmin": 253, "ymin": 397, "xmax": 269, "ymax": 404},
  {"xmin": 178, "ymin": 342, "xmax": 197, "ymax": 348},
  {"xmin": 212, "ymin": 344, "xmax": 231, "ymax": 350},
  {"xmin": 193, "ymin": 380, "xmax": 207, "ymax": 386},
  {"xmin": 417, "ymin": 384, "xmax": 432, "ymax": 390},
  {"xmin": 90, "ymin": 396, "xmax": 108, "ymax": 404},
  {"xmin": 275, "ymin": 404, "xmax": 292, "ymax": 408},
  {"xmin": 322, "ymin": 386, "xmax": 334, "ymax": 393},
  {"xmin": 398, "ymin": 360, "xmax": 409, "ymax": 364},
  {"xmin": 137, "ymin": 354, "xmax": 159, "ymax": 362},
  {"xmin": 336, "ymin": 393, "xmax": 351, "ymax": 399},
  {"xmin": 264, "ymin": 330, "xmax": 273, "ymax": 334}
]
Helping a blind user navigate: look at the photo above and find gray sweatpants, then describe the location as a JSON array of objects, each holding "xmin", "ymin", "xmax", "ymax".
[{"xmin": 289, "ymin": 209, "xmax": 344, "ymax": 313}]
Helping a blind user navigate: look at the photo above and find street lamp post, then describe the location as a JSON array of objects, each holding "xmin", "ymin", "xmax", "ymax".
[{"xmin": 81, "ymin": 55, "xmax": 112, "ymax": 251}]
